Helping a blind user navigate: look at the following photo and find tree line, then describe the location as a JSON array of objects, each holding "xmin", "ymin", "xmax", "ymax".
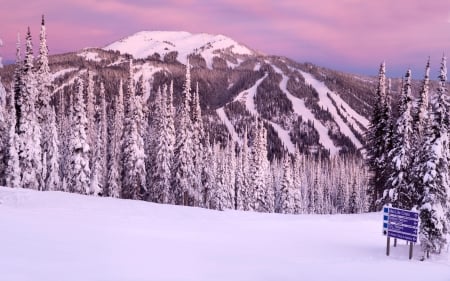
[{"xmin": 0, "ymin": 17, "xmax": 371, "ymax": 216}]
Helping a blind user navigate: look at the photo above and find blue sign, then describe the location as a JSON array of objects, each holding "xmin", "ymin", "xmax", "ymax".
[
  {"xmin": 389, "ymin": 208, "xmax": 419, "ymax": 219},
  {"xmin": 382, "ymin": 206, "xmax": 419, "ymax": 243},
  {"xmin": 388, "ymin": 215, "xmax": 419, "ymax": 227},
  {"xmin": 387, "ymin": 230, "xmax": 418, "ymax": 243}
]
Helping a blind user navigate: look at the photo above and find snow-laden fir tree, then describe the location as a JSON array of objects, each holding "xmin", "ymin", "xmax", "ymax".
[
  {"xmin": 385, "ymin": 69, "xmax": 414, "ymax": 209},
  {"xmin": 36, "ymin": 15, "xmax": 51, "ymax": 124},
  {"xmin": 201, "ymin": 133, "xmax": 213, "ymax": 206},
  {"xmin": 209, "ymin": 142, "xmax": 230, "ymax": 210},
  {"xmin": 5, "ymin": 88, "xmax": 21, "ymax": 188},
  {"xmin": 225, "ymin": 140, "xmax": 236, "ymax": 209},
  {"xmin": 121, "ymin": 61, "xmax": 146, "ymax": 200},
  {"xmin": 86, "ymin": 70, "xmax": 96, "ymax": 169},
  {"xmin": 251, "ymin": 119, "xmax": 270, "ymax": 212},
  {"xmin": 192, "ymin": 82, "xmax": 205, "ymax": 206},
  {"xmin": 235, "ymin": 130, "xmax": 249, "ymax": 210},
  {"xmin": 44, "ymin": 105, "xmax": 60, "ymax": 191},
  {"xmin": 417, "ymin": 56, "xmax": 450, "ymax": 257},
  {"xmin": 0, "ymin": 65, "xmax": 7, "ymax": 185},
  {"xmin": 171, "ymin": 59, "xmax": 196, "ymax": 206},
  {"xmin": 313, "ymin": 157, "xmax": 324, "ymax": 214},
  {"xmin": 167, "ymin": 80, "xmax": 176, "ymax": 152},
  {"xmin": 107, "ymin": 80, "xmax": 124, "ymax": 198},
  {"xmin": 237, "ymin": 128, "xmax": 251, "ymax": 210},
  {"xmin": 13, "ymin": 34, "xmax": 23, "ymax": 134},
  {"xmin": 366, "ymin": 62, "xmax": 391, "ymax": 211},
  {"xmin": 36, "ymin": 16, "xmax": 60, "ymax": 191},
  {"xmin": 151, "ymin": 85, "xmax": 174, "ymax": 204},
  {"xmin": 413, "ymin": 58, "xmax": 431, "ymax": 141},
  {"xmin": 19, "ymin": 28, "xmax": 43, "ymax": 190},
  {"xmin": 277, "ymin": 156, "xmax": 294, "ymax": 214},
  {"xmin": 68, "ymin": 78, "xmax": 91, "ymax": 194},
  {"xmin": 90, "ymin": 82, "xmax": 107, "ymax": 196},
  {"xmin": 293, "ymin": 148, "xmax": 305, "ymax": 214}
]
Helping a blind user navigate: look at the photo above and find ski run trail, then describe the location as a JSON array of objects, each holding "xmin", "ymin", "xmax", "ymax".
[{"xmin": 217, "ymin": 65, "xmax": 369, "ymax": 156}]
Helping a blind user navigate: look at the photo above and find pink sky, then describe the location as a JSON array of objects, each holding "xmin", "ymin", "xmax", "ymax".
[{"xmin": 0, "ymin": 0, "xmax": 449, "ymax": 77}]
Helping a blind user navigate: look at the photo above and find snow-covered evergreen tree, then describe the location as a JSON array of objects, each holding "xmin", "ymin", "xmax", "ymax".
[
  {"xmin": 44, "ymin": 105, "xmax": 60, "ymax": 191},
  {"xmin": 19, "ymin": 28, "xmax": 43, "ymax": 190},
  {"xmin": 201, "ymin": 133, "xmax": 213, "ymax": 207},
  {"xmin": 224, "ymin": 141, "xmax": 236, "ymax": 209},
  {"xmin": 251, "ymin": 119, "xmax": 270, "ymax": 212},
  {"xmin": 86, "ymin": 70, "xmax": 96, "ymax": 169},
  {"xmin": 107, "ymin": 80, "xmax": 124, "ymax": 198},
  {"xmin": 5, "ymin": 89, "xmax": 20, "ymax": 188},
  {"xmin": 13, "ymin": 34, "xmax": 23, "ymax": 134},
  {"xmin": 417, "ymin": 56, "xmax": 450, "ymax": 257},
  {"xmin": 68, "ymin": 78, "xmax": 91, "ymax": 194},
  {"xmin": 171, "ymin": 59, "xmax": 196, "ymax": 206},
  {"xmin": 235, "ymin": 130, "xmax": 249, "ymax": 210},
  {"xmin": 36, "ymin": 15, "xmax": 51, "ymax": 124},
  {"xmin": 152, "ymin": 85, "xmax": 173, "ymax": 204},
  {"xmin": 0, "ymin": 66, "xmax": 7, "ymax": 184},
  {"xmin": 385, "ymin": 69, "xmax": 414, "ymax": 209},
  {"xmin": 192, "ymin": 82, "xmax": 205, "ymax": 206},
  {"xmin": 277, "ymin": 156, "xmax": 294, "ymax": 214},
  {"xmin": 35, "ymin": 16, "xmax": 60, "ymax": 191},
  {"xmin": 121, "ymin": 61, "xmax": 146, "ymax": 200},
  {"xmin": 413, "ymin": 58, "xmax": 431, "ymax": 140},
  {"xmin": 90, "ymin": 82, "xmax": 108, "ymax": 196},
  {"xmin": 366, "ymin": 62, "xmax": 391, "ymax": 210},
  {"xmin": 293, "ymin": 149, "xmax": 305, "ymax": 214}
]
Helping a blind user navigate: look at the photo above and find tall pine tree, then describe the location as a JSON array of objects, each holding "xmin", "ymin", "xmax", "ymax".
[
  {"xmin": 417, "ymin": 56, "xmax": 450, "ymax": 257},
  {"xmin": 366, "ymin": 62, "xmax": 391, "ymax": 210},
  {"xmin": 385, "ymin": 69, "xmax": 414, "ymax": 209},
  {"xmin": 68, "ymin": 78, "xmax": 91, "ymax": 194},
  {"xmin": 19, "ymin": 28, "xmax": 43, "ymax": 190},
  {"xmin": 121, "ymin": 61, "xmax": 146, "ymax": 200}
]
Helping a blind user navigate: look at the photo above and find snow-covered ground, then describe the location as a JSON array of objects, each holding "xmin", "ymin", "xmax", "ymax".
[
  {"xmin": 0, "ymin": 187, "xmax": 448, "ymax": 281},
  {"xmin": 77, "ymin": 50, "xmax": 102, "ymax": 62}
]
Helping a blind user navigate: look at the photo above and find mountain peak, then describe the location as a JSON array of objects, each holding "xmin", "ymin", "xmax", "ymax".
[{"xmin": 104, "ymin": 30, "xmax": 254, "ymax": 68}]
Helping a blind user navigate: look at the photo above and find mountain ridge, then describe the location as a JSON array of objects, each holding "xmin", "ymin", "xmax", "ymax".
[{"xmin": 0, "ymin": 30, "xmax": 385, "ymax": 158}]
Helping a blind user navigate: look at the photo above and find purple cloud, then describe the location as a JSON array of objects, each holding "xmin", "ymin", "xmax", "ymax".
[{"xmin": 0, "ymin": 0, "xmax": 448, "ymax": 77}]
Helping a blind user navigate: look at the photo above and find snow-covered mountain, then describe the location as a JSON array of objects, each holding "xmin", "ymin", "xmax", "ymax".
[
  {"xmin": 0, "ymin": 30, "xmax": 380, "ymax": 158},
  {"xmin": 105, "ymin": 31, "xmax": 254, "ymax": 69}
]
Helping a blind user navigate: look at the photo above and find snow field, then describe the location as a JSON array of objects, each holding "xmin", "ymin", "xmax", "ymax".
[
  {"xmin": 105, "ymin": 31, "xmax": 253, "ymax": 69},
  {"xmin": 0, "ymin": 187, "xmax": 449, "ymax": 281}
]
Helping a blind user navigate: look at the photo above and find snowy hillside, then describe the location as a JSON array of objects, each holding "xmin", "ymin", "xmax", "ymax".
[
  {"xmin": 0, "ymin": 186, "xmax": 448, "ymax": 281},
  {"xmin": 104, "ymin": 31, "xmax": 254, "ymax": 68}
]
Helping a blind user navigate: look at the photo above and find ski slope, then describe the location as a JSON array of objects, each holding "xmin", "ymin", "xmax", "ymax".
[
  {"xmin": 272, "ymin": 65, "xmax": 339, "ymax": 155},
  {"xmin": 298, "ymin": 70, "xmax": 365, "ymax": 149},
  {"xmin": 216, "ymin": 107, "xmax": 242, "ymax": 145},
  {"xmin": 0, "ymin": 187, "xmax": 448, "ymax": 281},
  {"xmin": 231, "ymin": 74, "xmax": 296, "ymax": 153}
]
